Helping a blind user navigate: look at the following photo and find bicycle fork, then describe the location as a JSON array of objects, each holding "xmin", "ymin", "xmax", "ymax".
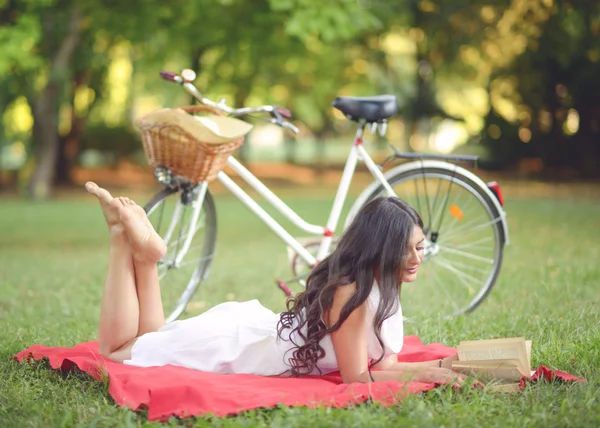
[{"xmin": 162, "ymin": 182, "xmax": 209, "ymax": 268}]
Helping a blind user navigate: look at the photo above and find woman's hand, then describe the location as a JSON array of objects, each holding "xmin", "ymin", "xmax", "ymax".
[
  {"xmin": 440, "ymin": 353, "xmax": 459, "ymax": 369},
  {"xmin": 414, "ymin": 367, "xmax": 466, "ymax": 387}
]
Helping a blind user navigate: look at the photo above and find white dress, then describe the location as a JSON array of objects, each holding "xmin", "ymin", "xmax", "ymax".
[{"xmin": 124, "ymin": 284, "xmax": 404, "ymax": 376}]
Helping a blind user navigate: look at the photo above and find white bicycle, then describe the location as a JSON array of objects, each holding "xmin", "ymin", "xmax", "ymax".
[{"xmin": 142, "ymin": 69, "xmax": 509, "ymax": 323}]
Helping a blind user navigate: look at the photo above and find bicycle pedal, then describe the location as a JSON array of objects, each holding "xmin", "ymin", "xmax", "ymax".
[{"xmin": 276, "ymin": 280, "xmax": 293, "ymax": 297}]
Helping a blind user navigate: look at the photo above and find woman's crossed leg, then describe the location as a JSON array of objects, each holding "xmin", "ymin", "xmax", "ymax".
[{"xmin": 85, "ymin": 182, "xmax": 167, "ymax": 362}]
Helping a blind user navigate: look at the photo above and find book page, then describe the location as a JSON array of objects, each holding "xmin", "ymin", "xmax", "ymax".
[
  {"xmin": 458, "ymin": 344, "xmax": 521, "ymax": 362},
  {"xmin": 525, "ymin": 340, "xmax": 532, "ymax": 366},
  {"xmin": 459, "ymin": 337, "xmax": 526, "ymax": 347},
  {"xmin": 457, "ymin": 338, "xmax": 530, "ymax": 375},
  {"xmin": 451, "ymin": 364, "xmax": 523, "ymax": 382},
  {"xmin": 452, "ymin": 359, "xmax": 521, "ymax": 369}
]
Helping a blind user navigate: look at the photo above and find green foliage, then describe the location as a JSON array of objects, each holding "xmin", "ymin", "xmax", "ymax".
[
  {"xmin": 481, "ymin": 0, "xmax": 600, "ymax": 176},
  {"xmin": 0, "ymin": 11, "xmax": 42, "ymax": 76},
  {"xmin": 81, "ymin": 123, "xmax": 141, "ymax": 160},
  {"xmin": 269, "ymin": 0, "xmax": 382, "ymax": 42},
  {"xmin": 2, "ymin": 0, "xmax": 600, "ymax": 196}
]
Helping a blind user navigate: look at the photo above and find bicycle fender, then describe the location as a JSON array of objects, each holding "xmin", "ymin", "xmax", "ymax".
[{"xmin": 345, "ymin": 160, "xmax": 509, "ymax": 245}]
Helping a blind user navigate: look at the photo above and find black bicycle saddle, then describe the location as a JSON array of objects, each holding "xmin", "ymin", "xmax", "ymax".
[{"xmin": 332, "ymin": 95, "xmax": 397, "ymax": 123}]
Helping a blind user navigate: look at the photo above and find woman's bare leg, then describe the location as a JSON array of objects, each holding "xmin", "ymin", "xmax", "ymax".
[
  {"xmin": 118, "ymin": 197, "xmax": 167, "ymax": 335},
  {"xmin": 85, "ymin": 183, "xmax": 140, "ymax": 359},
  {"xmin": 87, "ymin": 182, "xmax": 168, "ymax": 361}
]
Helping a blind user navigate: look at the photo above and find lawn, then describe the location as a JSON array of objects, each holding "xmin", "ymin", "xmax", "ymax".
[{"xmin": 1, "ymin": 182, "xmax": 599, "ymax": 427}]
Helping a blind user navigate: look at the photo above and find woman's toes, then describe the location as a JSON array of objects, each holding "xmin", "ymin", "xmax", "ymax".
[
  {"xmin": 111, "ymin": 197, "xmax": 124, "ymax": 210},
  {"xmin": 121, "ymin": 208, "xmax": 133, "ymax": 222},
  {"xmin": 85, "ymin": 181, "xmax": 99, "ymax": 195}
]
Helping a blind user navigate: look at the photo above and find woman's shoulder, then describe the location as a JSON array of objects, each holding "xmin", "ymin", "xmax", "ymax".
[
  {"xmin": 333, "ymin": 281, "xmax": 357, "ymax": 298},
  {"xmin": 325, "ymin": 281, "xmax": 369, "ymax": 326},
  {"xmin": 332, "ymin": 280, "xmax": 384, "ymax": 307}
]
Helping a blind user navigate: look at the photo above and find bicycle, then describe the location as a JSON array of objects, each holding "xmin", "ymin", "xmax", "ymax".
[{"xmin": 140, "ymin": 69, "xmax": 509, "ymax": 323}]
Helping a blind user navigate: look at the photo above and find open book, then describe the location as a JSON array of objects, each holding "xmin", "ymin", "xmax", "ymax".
[{"xmin": 451, "ymin": 337, "xmax": 535, "ymax": 392}]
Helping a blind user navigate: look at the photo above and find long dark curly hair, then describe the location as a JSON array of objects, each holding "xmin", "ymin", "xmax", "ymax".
[{"xmin": 277, "ymin": 196, "xmax": 423, "ymax": 376}]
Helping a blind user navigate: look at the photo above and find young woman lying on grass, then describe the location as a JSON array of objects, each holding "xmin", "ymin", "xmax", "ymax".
[{"xmin": 86, "ymin": 181, "xmax": 465, "ymax": 385}]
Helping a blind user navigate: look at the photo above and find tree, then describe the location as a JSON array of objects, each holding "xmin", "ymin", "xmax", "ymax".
[
  {"xmin": 0, "ymin": 0, "xmax": 193, "ymax": 197},
  {"xmin": 481, "ymin": 0, "xmax": 600, "ymax": 177}
]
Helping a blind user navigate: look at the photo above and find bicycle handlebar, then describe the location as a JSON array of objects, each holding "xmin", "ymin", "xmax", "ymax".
[
  {"xmin": 160, "ymin": 70, "xmax": 299, "ymax": 134},
  {"xmin": 159, "ymin": 71, "xmax": 179, "ymax": 82}
]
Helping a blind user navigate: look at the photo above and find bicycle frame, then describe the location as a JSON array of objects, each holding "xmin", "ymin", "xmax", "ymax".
[
  {"xmin": 153, "ymin": 70, "xmax": 507, "ymax": 321},
  {"xmin": 169, "ymin": 123, "xmax": 397, "ymax": 270}
]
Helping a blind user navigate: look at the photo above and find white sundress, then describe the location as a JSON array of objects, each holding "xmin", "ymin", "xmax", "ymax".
[{"xmin": 124, "ymin": 283, "xmax": 404, "ymax": 376}]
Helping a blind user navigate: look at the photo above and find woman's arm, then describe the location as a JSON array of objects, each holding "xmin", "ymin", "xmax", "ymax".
[
  {"xmin": 371, "ymin": 354, "xmax": 459, "ymax": 371},
  {"xmin": 327, "ymin": 283, "xmax": 464, "ymax": 385}
]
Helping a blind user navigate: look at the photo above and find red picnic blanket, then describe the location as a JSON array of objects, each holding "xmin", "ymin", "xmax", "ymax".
[{"xmin": 13, "ymin": 336, "xmax": 583, "ymax": 421}]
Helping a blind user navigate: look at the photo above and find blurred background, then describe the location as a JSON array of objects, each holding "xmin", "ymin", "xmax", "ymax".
[{"xmin": 0, "ymin": 0, "xmax": 598, "ymax": 199}]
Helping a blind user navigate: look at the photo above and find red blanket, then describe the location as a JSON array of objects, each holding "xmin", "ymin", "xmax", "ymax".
[{"xmin": 13, "ymin": 336, "xmax": 583, "ymax": 421}]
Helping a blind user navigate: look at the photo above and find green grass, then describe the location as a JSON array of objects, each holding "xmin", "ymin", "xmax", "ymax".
[{"xmin": 1, "ymin": 184, "xmax": 599, "ymax": 427}]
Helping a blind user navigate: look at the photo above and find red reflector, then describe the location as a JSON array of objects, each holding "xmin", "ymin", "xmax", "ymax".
[
  {"xmin": 276, "ymin": 280, "xmax": 293, "ymax": 297},
  {"xmin": 487, "ymin": 181, "xmax": 504, "ymax": 206}
]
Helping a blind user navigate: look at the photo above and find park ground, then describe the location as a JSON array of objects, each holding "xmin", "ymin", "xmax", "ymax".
[{"xmin": 1, "ymin": 169, "xmax": 599, "ymax": 427}]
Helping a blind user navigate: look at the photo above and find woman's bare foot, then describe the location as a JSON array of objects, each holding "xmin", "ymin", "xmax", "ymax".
[
  {"xmin": 116, "ymin": 197, "xmax": 167, "ymax": 264},
  {"xmin": 85, "ymin": 181, "xmax": 121, "ymax": 229}
]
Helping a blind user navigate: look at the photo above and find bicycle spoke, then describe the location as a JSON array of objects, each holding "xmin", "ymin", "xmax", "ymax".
[
  {"xmin": 158, "ymin": 265, "xmax": 169, "ymax": 279},
  {"xmin": 438, "ymin": 191, "xmax": 475, "ymax": 235},
  {"xmin": 174, "ymin": 253, "xmax": 215, "ymax": 267},
  {"xmin": 165, "ymin": 217, "xmax": 206, "ymax": 251},
  {"xmin": 426, "ymin": 264, "xmax": 463, "ymax": 313},
  {"xmin": 174, "ymin": 205, "xmax": 188, "ymax": 256},
  {"xmin": 452, "ymin": 236, "xmax": 494, "ymax": 251},
  {"xmin": 441, "ymin": 219, "xmax": 500, "ymax": 245},
  {"xmin": 412, "ymin": 174, "xmax": 424, "ymax": 222},
  {"xmin": 430, "ymin": 181, "xmax": 450, "ymax": 234},
  {"xmin": 438, "ymin": 215, "xmax": 494, "ymax": 243},
  {"xmin": 429, "ymin": 176, "xmax": 444, "ymax": 229},
  {"xmin": 159, "ymin": 245, "xmax": 214, "ymax": 270},
  {"xmin": 431, "ymin": 256, "xmax": 482, "ymax": 290},
  {"xmin": 441, "ymin": 236, "xmax": 495, "ymax": 253},
  {"xmin": 433, "ymin": 173, "xmax": 457, "ymax": 232},
  {"xmin": 435, "ymin": 253, "xmax": 491, "ymax": 275},
  {"xmin": 421, "ymin": 172, "xmax": 433, "ymax": 231},
  {"xmin": 437, "ymin": 245, "xmax": 495, "ymax": 264},
  {"xmin": 447, "ymin": 244, "xmax": 494, "ymax": 253}
]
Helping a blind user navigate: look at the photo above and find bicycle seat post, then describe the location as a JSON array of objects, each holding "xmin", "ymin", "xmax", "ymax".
[{"xmin": 353, "ymin": 120, "xmax": 366, "ymax": 146}]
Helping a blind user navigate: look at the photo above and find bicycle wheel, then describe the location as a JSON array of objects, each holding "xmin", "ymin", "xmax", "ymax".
[
  {"xmin": 348, "ymin": 162, "xmax": 506, "ymax": 320},
  {"xmin": 144, "ymin": 185, "xmax": 217, "ymax": 323}
]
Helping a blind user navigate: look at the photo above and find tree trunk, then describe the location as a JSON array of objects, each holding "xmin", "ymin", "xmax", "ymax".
[
  {"xmin": 235, "ymin": 89, "xmax": 251, "ymax": 163},
  {"xmin": 55, "ymin": 113, "xmax": 86, "ymax": 185},
  {"xmin": 313, "ymin": 116, "xmax": 333, "ymax": 174},
  {"xmin": 56, "ymin": 70, "xmax": 89, "ymax": 185},
  {"xmin": 189, "ymin": 47, "xmax": 207, "ymax": 105},
  {"xmin": 27, "ymin": 8, "xmax": 82, "ymax": 199},
  {"xmin": 29, "ymin": 82, "xmax": 61, "ymax": 198},
  {"xmin": 284, "ymin": 135, "xmax": 297, "ymax": 165},
  {"xmin": 576, "ymin": 103, "xmax": 600, "ymax": 178}
]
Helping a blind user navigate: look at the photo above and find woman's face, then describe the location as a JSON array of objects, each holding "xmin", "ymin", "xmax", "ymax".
[{"xmin": 399, "ymin": 226, "xmax": 425, "ymax": 283}]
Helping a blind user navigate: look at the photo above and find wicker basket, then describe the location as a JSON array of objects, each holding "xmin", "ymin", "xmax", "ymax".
[{"xmin": 136, "ymin": 105, "xmax": 244, "ymax": 183}]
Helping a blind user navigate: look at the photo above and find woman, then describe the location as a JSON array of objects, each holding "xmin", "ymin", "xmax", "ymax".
[{"xmin": 86, "ymin": 181, "xmax": 463, "ymax": 385}]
